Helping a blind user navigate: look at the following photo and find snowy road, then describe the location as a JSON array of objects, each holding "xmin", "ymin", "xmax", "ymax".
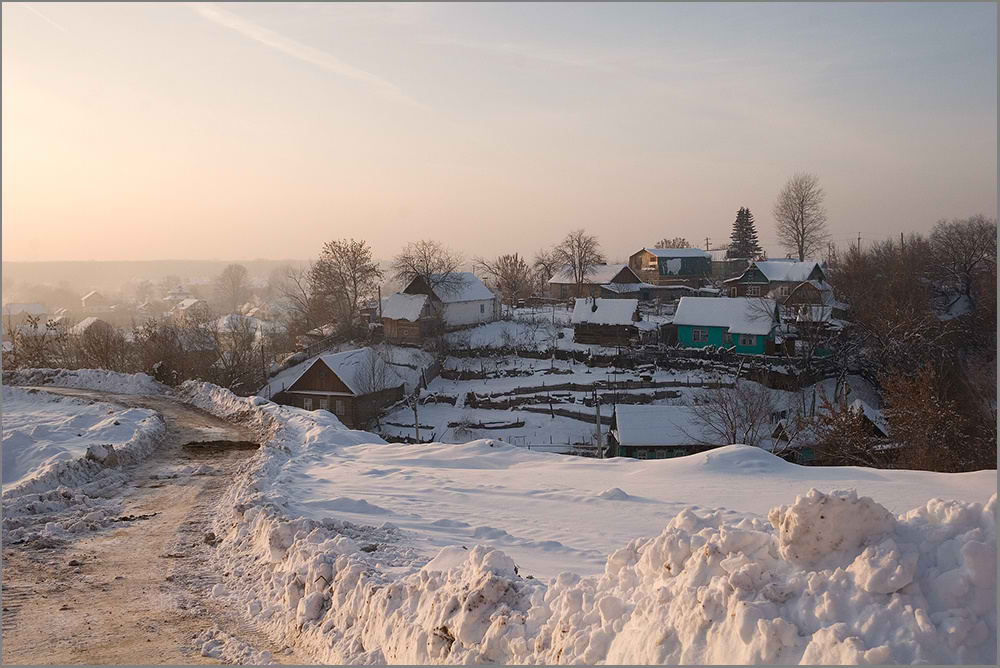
[{"xmin": 1, "ymin": 388, "xmax": 312, "ymax": 665}]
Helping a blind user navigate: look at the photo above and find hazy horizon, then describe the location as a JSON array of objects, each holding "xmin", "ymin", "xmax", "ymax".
[{"xmin": 3, "ymin": 2, "xmax": 996, "ymax": 263}]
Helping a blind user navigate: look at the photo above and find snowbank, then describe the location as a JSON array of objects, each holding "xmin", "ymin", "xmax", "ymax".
[
  {"xmin": 182, "ymin": 382, "xmax": 996, "ymax": 665},
  {"xmin": 2, "ymin": 386, "xmax": 166, "ymax": 544},
  {"xmin": 4, "ymin": 368, "xmax": 170, "ymax": 395}
]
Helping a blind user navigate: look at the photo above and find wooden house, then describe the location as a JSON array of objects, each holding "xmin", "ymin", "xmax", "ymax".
[
  {"xmin": 169, "ymin": 298, "xmax": 210, "ymax": 323},
  {"xmin": 628, "ymin": 248, "xmax": 713, "ymax": 289},
  {"xmin": 570, "ymin": 298, "xmax": 640, "ymax": 346},
  {"xmin": 609, "ymin": 405, "xmax": 714, "ymax": 459},
  {"xmin": 547, "ymin": 264, "xmax": 642, "ymax": 301},
  {"xmin": 783, "ymin": 280, "xmax": 848, "ymax": 318},
  {"xmin": 382, "ymin": 272, "xmax": 499, "ymax": 344},
  {"xmin": 382, "ymin": 293, "xmax": 434, "ymax": 345},
  {"xmin": 672, "ymin": 296, "xmax": 779, "ymax": 355},
  {"xmin": 260, "ymin": 347, "xmax": 405, "ymax": 429},
  {"xmin": 81, "ymin": 291, "xmax": 111, "ymax": 313},
  {"xmin": 723, "ymin": 260, "xmax": 825, "ymax": 299}
]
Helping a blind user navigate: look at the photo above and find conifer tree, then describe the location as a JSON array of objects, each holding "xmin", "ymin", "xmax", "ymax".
[{"xmin": 729, "ymin": 207, "xmax": 762, "ymax": 259}]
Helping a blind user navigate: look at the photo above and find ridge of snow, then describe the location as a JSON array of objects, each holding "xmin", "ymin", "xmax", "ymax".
[{"xmin": 180, "ymin": 380, "xmax": 997, "ymax": 665}]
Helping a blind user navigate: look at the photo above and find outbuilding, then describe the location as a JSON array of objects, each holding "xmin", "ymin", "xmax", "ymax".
[
  {"xmin": 570, "ymin": 298, "xmax": 640, "ymax": 346},
  {"xmin": 672, "ymin": 296, "xmax": 779, "ymax": 355}
]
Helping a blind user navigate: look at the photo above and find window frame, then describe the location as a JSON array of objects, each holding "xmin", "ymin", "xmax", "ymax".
[
  {"xmin": 746, "ymin": 285, "xmax": 762, "ymax": 297},
  {"xmin": 738, "ymin": 334, "xmax": 756, "ymax": 347},
  {"xmin": 335, "ymin": 399, "xmax": 346, "ymax": 415},
  {"xmin": 692, "ymin": 328, "xmax": 709, "ymax": 343},
  {"xmin": 303, "ymin": 397, "xmax": 313, "ymax": 410}
]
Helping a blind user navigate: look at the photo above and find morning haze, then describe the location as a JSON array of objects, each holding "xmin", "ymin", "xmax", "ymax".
[{"xmin": 2, "ymin": 2, "xmax": 996, "ymax": 264}]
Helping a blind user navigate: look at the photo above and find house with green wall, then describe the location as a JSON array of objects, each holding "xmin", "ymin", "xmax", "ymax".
[{"xmin": 672, "ymin": 296, "xmax": 779, "ymax": 355}]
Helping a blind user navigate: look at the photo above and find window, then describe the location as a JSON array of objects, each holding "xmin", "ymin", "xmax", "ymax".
[
  {"xmin": 636, "ymin": 449, "xmax": 648, "ymax": 460},
  {"xmin": 692, "ymin": 328, "xmax": 709, "ymax": 343},
  {"xmin": 319, "ymin": 398, "xmax": 329, "ymax": 411},
  {"xmin": 739, "ymin": 334, "xmax": 756, "ymax": 347},
  {"xmin": 480, "ymin": 303, "xmax": 485, "ymax": 314},
  {"xmin": 335, "ymin": 399, "xmax": 346, "ymax": 415},
  {"xmin": 729, "ymin": 287, "xmax": 738, "ymax": 297},
  {"xmin": 303, "ymin": 397, "xmax": 313, "ymax": 410},
  {"xmin": 722, "ymin": 331, "xmax": 733, "ymax": 345},
  {"xmin": 779, "ymin": 286, "xmax": 789, "ymax": 297},
  {"xmin": 746, "ymin": 285, "xmax": 762, "ymax": 297}
]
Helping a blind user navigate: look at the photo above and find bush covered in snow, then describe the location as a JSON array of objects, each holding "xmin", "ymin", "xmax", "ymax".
[{"xmin": 183, "ymin": 382, "xmax": 997, "ymax": 665}]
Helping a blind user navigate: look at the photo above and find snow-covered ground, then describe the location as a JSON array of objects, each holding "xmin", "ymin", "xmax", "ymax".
[
  {"xmin": 186, "ymin": 382, "xmax": 996, "ymax": 664},
  {"xmin": 1, "ymin": 386, "xmax": 159, "ymax": 489}
]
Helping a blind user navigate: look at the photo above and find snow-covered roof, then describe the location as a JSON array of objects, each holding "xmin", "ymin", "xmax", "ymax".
[
  {"xmin": 672, "ymin": 297, "xmax": 777, "ymax": 335},
  {"xmin": 752, "ymin": 260, "xmax": 822, "ymax": 283},
  {"xmin": 850, "ymin": 399, "xmax": 889, "ymax": 436},
  {"xmin": 3, "ymin": 303, "xmax": 46, "ymax": 316},
  {"xmin": 426, "ymin": 272, "xmax": 495, "ymax": 303},
  {"xmin": 549, "ymin": 264, "xmax": 637, "ymax": 285},
  {"xmin": 174, "ymin": 298, "xmax": 203, "ymax": 311},
  {"xmin": 601, "ymin": 282, "xmax": 657, "ymax": 294},
  {"xmin": 612, "ymin": 405, "xmax": 708, "ymax": 446},
  {"xmin": 643, "ymin": 248, "xmax": 712, "ymax": 259},
  {"xmin": 69, "ymin": 317, "xmax": 108, "ymax": 335},
  {"xmin": 81, "ymin": 291, "xmax": 105, "ymax": 301},
  {"xmin": 261, "ymin": 347, "xmax": 404, "ymax": 398},
  {"xmin": 571, "ymin": 298, "xmax": 638, "ymax": 326},
  {"xmin": 382, "ymin": 293, "xmax": 428, "ymax": 321}
]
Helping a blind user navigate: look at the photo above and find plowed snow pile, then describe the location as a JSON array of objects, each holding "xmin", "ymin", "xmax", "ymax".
[{"xmin": 184, "ymin": 382, "xmax": 997, "ymax": 664}]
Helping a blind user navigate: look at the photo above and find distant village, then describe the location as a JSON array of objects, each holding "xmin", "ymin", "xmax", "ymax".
[{"xmin": 2, "ymin": 203, "xmax": 995, "ymax": 474}]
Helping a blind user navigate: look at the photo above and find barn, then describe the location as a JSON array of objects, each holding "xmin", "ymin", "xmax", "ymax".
[{"xmin": 570, "ymin": 298, "xmax": 640, "ymax": 346}]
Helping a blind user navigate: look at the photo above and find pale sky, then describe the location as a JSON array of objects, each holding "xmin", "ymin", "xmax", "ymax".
[{"xmin": 2, "ymin": 2, "xmax": 996, "ymax": 262}]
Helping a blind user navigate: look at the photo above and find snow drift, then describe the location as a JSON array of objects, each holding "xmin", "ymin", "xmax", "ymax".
[
  {"xmin": 4, "ymin": 367, "xmax": 170, "ymax": 395},
  {"xmin": 182, "ymin": 381, "xmax": 997, "ymax": 665},
  {"xmin": 2, "ymin": 385, "xmax": 166, "ymax": 544}
]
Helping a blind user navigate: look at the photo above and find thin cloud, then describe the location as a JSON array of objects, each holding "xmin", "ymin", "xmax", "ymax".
[
  {"xmin": 190, "ymin": 2, "xmax": 426, "ymax": 111},
  {"xmin": 19, "ymin": 2, "xmax": 69, "ymax": 34}
]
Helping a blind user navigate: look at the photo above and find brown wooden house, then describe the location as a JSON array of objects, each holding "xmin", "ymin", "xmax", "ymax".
[
  {"xmin": 260, "ymin": 347, "xmax": 405, "ymax": 429},
  {"xmin": 628, "ymin": 248, "xmax": 713, "ymax": 289}
]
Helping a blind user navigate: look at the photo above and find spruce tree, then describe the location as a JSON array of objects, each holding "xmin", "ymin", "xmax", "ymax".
[{"xmin": 729, "ymin": 207, "xmax": 762, "ymax": 259}]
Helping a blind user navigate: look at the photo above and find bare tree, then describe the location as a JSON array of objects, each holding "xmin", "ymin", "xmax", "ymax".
[
  {"xmin": 689, "ymin": 381, "xmax": 776, "ymax": 448},
  {"xmin": 208, "ymin": 315, "xmax": 262, "ymax": 394},
  {"xmin": 532, "ymin": 248, "xmax": 560, "ymax": 283},
  {"xmin": 474, "ymin": 253, "xmax": 533, "ymax": 308},
  {"xmin": 214, "ymin": 263, "xmax": 251, "ymax": 314},
  {"xmin": 391, "ymin": 240, "xmax": 464, "ymax": 295},
  {"xmin": 71, "ymin": 322, "xmax": 132, "ymax": 373},
  {"xmin": 551, "ymin": 229, "xmax": 606, "ymax": 285},
  {"xmin": 807, "ymin": 393, "xmax": 894, "ymax": 469},
  {"xmin": 134, "ymin": 280, "xmax": 155, "ymax": 303},
  {"xmin": 654, "ymin": 237, "xmax": 690, "ymax": 249},
  {"xmin": 773, "ymin": 172, "xmax": 829, "ymax": 262},
  {"xmin": 309, "ymin": 239, "xmax": 384, "ymax": 332},
  {"xmin": 353, "ymin": 344, "xmax": 399, "ymax": 429},
  {"xmin": 270, "ymin": 264, "xmax": 321, "ymax": 336},
  {"xmin": 158, "ymin": 275, "xmax": 182, "ymax": 297},
  {"xmin": 930, "ymin": 214, "xmax": 997, "ymax": 311}
]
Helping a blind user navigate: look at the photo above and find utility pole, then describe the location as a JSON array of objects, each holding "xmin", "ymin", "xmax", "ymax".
[
  {"xmin": 857, "ymin": 233, "xmax": 862, "ymax": 252},
  {"xmin": 593, "ymin": 389, "xmax": 603, "ymax": 458},
  {"xmin": 705, "ymin": 236, "xmax": 711, "ymax": 250},
  {"xmin": 900, "ymin": 232, "xmax": 904, "ymax": 253},
  {"xmin": 412, "ymin": 395, "xmax": 420, "ymax": 442}
]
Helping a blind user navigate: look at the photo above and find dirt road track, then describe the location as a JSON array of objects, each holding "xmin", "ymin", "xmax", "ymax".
[{"xmin": 2, "ymin": 388, "xmax": 312, "ymax": 665}]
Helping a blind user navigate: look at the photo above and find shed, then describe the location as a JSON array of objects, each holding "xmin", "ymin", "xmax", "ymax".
[
  {"xmin": 570, "ymin": 298, "xmax": 640, "ymax": 346},
  {"xmin": 609, "ymin": 405, "xmax": 714, "ymax": 459},
  {"xmin": 547, "ymin": 264, "xmax": 642, "ymax": 300}
]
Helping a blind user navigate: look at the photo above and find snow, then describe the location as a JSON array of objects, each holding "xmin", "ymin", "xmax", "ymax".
[
  {"xmin": 67, "ymin": 316, "xmax": 105, "ymax": 335},
  {"xmin": 2, "ymin": 302, "xmax": 47, "ymax": 316},
  {"xmin": 179, "ymin": 379, "xmax": 997, "ymax": 664},
  {"xmin": 673, "ymin": 296, "xmax": 776, "ymax": 335},
  {"xmin": 428, "ymin": 272, "xmax": 495, "ymax": 303},
  {"xmin": 1, "ymin": 386, "xmax": 159, "ymax": 488},
  {"xmin": 381, "ymin": 293, "xmax": 428, "ymax": 321},
  {"xmin": 611, "ymin": 405, "xmax": 708, "ymax": 446},
  {"xmin": 4, "ymin": 368, "xmax": 171, "ymax": 395},
  {"xmin": 752, "ymin": 260, "xmax": 822, "ymax": 283},
  {"xmin": 259, "ymin": 346, "xmax": 432, "ymax": 399},
  {"xmin": 571, "ymin": 298, "xmax": 638, "ymax": 326},
  {"xmin": 643, "ymin": 248, "xmax": 713, "ymax": 259}
]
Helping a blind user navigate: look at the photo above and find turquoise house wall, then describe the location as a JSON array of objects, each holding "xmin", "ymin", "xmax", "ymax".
[{"xmin": 676, "ymin": 324, "xmax": 769, "ymax": 354}]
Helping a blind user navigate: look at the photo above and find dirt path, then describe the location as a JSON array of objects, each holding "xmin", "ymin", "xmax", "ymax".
[{"xmin": 2, "ymin": 388, "xmax": 312, "ymax": 665}]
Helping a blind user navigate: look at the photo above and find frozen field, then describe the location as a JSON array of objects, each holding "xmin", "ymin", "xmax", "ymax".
[{"xmin": 1, "ymin": 386, "xmax": 159, "ymax": 489}]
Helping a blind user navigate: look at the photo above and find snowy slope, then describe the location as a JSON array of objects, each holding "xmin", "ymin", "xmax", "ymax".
[{"xmin": 184, "ymin": 382, "xmax": 996, "ymax": 665}]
